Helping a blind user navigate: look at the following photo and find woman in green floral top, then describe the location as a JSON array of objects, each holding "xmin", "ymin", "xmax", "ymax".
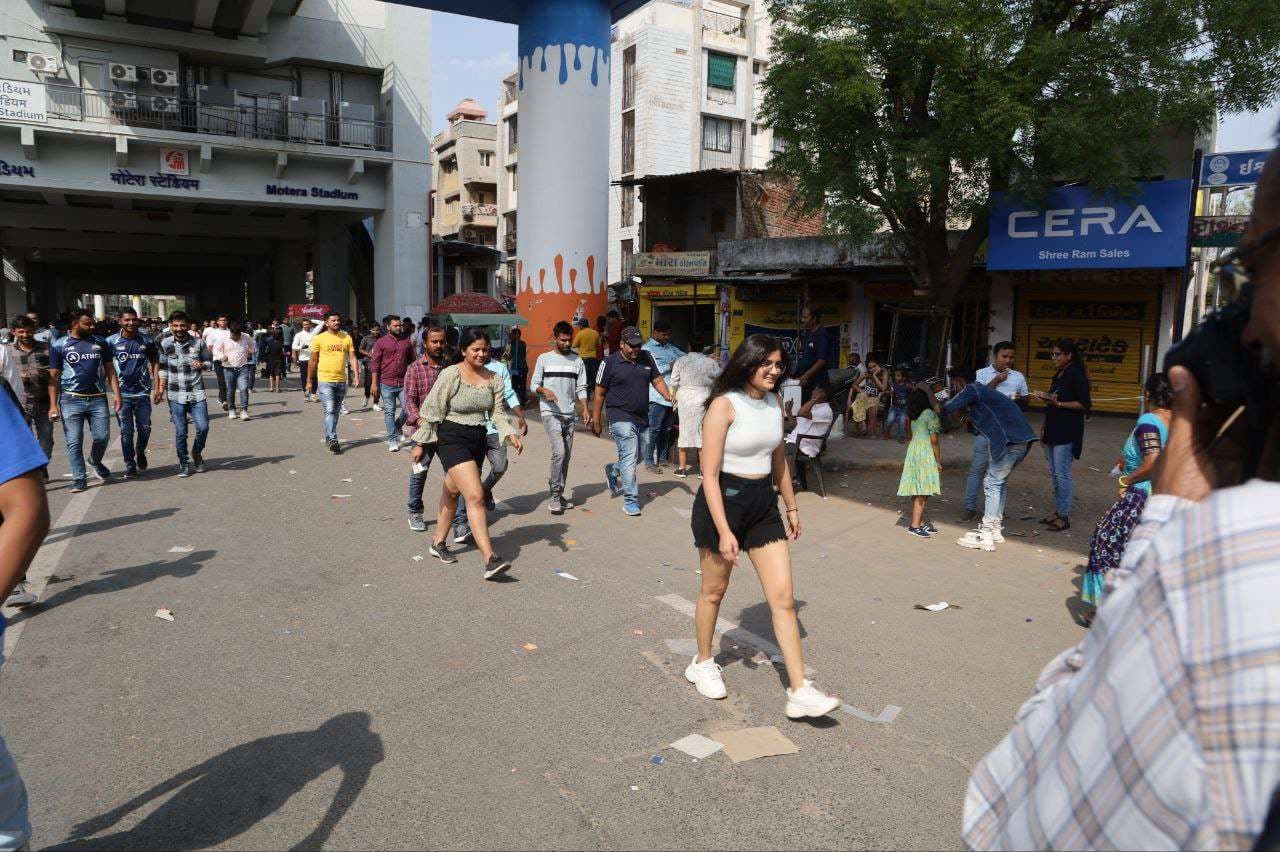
[{"xmin": 412, "ymin": 328, "xmax": 523, "ymax": 579}]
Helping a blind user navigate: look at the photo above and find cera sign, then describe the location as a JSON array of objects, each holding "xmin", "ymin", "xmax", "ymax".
[{"xmin": 988, "ymin": 180, "xmax": 1192, "ymax": 270}]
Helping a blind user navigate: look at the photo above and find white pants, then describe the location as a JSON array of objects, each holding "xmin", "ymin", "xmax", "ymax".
[{"xmin": 0, "ymin": 653, "xmax": 30, "ymax": 850}]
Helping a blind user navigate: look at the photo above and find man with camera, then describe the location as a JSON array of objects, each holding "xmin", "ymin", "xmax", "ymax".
[{"xmin": 964, "ymin": 141, "xmax": 1280, "ymax": 849}]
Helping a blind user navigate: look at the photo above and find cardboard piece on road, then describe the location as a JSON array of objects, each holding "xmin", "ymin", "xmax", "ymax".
[
  {"xmin": 669, "ymin": 734, "xmax": 724, "ymax": 760},
  {"xmin": 167, "ymin": 546, "xmax": 194, "ymax": 553},
  {"xmin": 154, "ymin": 608, "xmax": 175, "ymax": 622},
  {"xmin": 712, "ymin": 726, "xmax": 799, "ymax": 763}
]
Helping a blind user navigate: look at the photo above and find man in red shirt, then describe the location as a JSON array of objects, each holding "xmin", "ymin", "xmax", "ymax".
[
  {"xmin": 369, "ymin": 315, "xmax": 417, "ymax": 452},
  {"xmin": 402, "ymin": 326, "xmax": 449, "ymax": 531}
]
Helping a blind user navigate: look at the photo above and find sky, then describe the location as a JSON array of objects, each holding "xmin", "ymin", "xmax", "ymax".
[{"xmin": 428, "ymin": 11, "xmax": 1278, "ymax": 152}]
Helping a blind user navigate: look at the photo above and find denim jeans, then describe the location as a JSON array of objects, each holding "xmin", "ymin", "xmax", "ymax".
[
  {"xmin": 1045, "ymin": 442, "xmax": 1076, "ymax": 518},
  {"xmin": 380, "ymin": 384, "xmax": 405, "ymax": 441},
  {"xmin": 0, "ymin": 653, "xmax": 30, "ymax": 851},
  {"xmin": 646, "ymin": 402, "xmax": 674, "ymax": 465},
  {"xmin": 982, "ymin": 440, "xmax": 1032, "ymax": 524},
  {"xmin": 885, "ymin": 405, "xmax": 908, "ymax": 439},
  {"xmin": 168, "ymin": 399, "xmax": 209, "ymax": 465},
  {"xmin": 361, "ymin": 361, "xmax": 373, "ymax": 398},
  {"xmin": 609, "ymin": 420, "xmax": 646, "ymax": 503},
  {"xmin": 965, "ymin": 432, "xmax": 991, "ymax": 512},
  {"xmin": 116, "ymin": 396, "xmax": 152, "ymax": 472},
  {"xmin": 407, "ymin": 441, "xmax": 440, "ymax": 514},
  {"xmin": 316, "ymin": 382, "xmax": 347, "ymax": 442},
  {"xmin": 451, "ymin": 432, "xmax": 510, "ymax": 534},
  {"xmin": 213, "ymin": 362, "xmax": 227, "ymax": 404},
  {"xmin": 544, "ymin": 414, "xmax": 575, "ymax": 496},
  {"xmin": 59, "ymin": 394, "xmax": 110, "ymax": 485},
  {"xmin": 26, "ymin": 408, "xmax": 54, "ymax": 462},
  {"xmin": 225, "ymin": 365, "xmax": 252, "ymax": 412}
]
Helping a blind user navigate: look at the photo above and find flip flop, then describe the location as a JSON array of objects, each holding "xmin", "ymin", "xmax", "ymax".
[
  {"xmin": 1046, "ymin": 518, "xmax": 1071, "ymax": 531},
  {"xmin": 1039, "ymin": 514, "xmax": 1060, "ymax": 525}
]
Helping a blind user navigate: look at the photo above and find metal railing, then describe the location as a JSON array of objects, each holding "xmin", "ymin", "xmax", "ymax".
[
  {"xmin": 45, "ymin": 84, "xmax": 391, "ymax": 151},
  {"xmin": 462, "ymin": 202, "xmax": 498, "ymax": 217},
  {"xmin": 504, "ymin": 232, "xmax": 517, "ymax": 252},
  {"xmin": 701, "ymin": 8, "xmax": 747, "ymax": 37},
  {"xmin": 700, "ymin": 146, "xmax": 744, "ymax": 170}
]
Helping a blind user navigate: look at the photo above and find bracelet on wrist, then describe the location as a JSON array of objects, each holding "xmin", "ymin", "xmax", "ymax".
[
  {"xmin": 785, "ymin": 507, "xmax": 798, "ymax": 513},
  {"xmin": 1118, "ymin": 474, "xmax": 1130, "ymax": 487}
]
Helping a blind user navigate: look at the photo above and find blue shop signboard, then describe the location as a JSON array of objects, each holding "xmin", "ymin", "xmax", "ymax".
[{"xmin": 988, "ymin": 179, "xmax": 1192, "ymax": 270}]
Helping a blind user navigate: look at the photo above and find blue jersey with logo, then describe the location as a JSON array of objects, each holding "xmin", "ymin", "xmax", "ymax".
[
  {"xmin": 50, "ymin": 334, "xmax": 111, "ymax": 396},
  {"xmin": 107, "ymin": 333, "xmax": 158, "ymax": 397}
]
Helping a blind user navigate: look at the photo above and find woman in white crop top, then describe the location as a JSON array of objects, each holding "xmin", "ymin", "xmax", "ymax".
[{"xmin": 684, "ymin": 333, "xmax": 840, "ymax": 720}]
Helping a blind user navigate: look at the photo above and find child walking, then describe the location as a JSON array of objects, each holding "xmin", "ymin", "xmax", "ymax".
[
  {"xmin": 884, "ymin": 366, "xmax": 910, "ymax": 441},
  {"xmin": 897, "ymin": 388, "xmax": 942, "ymax": 538}
]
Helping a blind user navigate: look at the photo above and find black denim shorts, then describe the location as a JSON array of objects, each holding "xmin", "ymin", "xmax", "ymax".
[
  {"xmin": 691, "ymin": 472, "xmax": 787, "ymax": 552},
  {"xmin": 436, "ymin": 419, "xmax": 487, "ymax": 471}
]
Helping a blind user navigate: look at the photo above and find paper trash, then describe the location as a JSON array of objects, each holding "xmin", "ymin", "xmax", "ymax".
[
  {"xmin": 154, "ymin": 608, "xmax": 175, "ymax": 622},
  {"xmin": 711, "ymin": 726, "xmax": 799, "ymax": 763},
  {"xmin": 913, "ymin": 601, "xmax": 956, "ymax": 612},
  {"xmin": 168, "ymin": 546, "xmax": 195, "ymax": 553},
  {"xmin": 669, "ymin": 734, "xmax": 723, "ymax": 760},
  {"xmin": 553, "ymin": 570, "xmax": 579, "ymax": 581}
]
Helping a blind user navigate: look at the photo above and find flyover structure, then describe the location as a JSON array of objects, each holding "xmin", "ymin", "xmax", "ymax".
[{"xmin": 390, "ymin": 0, "xmax": 648, "ymax": 353}]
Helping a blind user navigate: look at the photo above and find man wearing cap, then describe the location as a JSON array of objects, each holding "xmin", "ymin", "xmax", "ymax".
[
  {"xmin": 641, "ymin": 320, "xmax": 685, "ymax": 473},
  {"xmin": 592, "ymin": 325, "xmax": 673, "ymax": 516}
]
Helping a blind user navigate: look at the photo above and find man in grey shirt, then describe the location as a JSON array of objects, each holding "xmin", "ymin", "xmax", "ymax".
[{"xmin": 531, "ymin": 320, "xmax": 591, "ymax": 514}]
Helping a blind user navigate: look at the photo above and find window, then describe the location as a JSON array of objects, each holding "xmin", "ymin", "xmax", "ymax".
[
  {"xmin": 771, "ymin": 132, "xmax": 788, "ymax": 154},
  {"xmin": 509, "ymin": 166, "xmax": 518, "ymax": 192},
  {"xmin": 702, "ymin": 116, "xmax": 733, "ymax": 153},
  {"xmin": 621, "ymin": 185, "xmax": 634, "ymax": 227},
  {"xmin": 753, "ymin": 60, "xmax": 766, "ymax": 76},
  {"xmin": 621, "ymin": 239, "xmax": 634, "ymax": 278},
  {"xmin": 507, "ymin": 116, "xmax": 518, "ymax": 154},
  {"xmin": 479, "ymin": 151, "xmax": 494, "ymax": 167},
  {"xmin": 751, "ymin": 122, "xmax": 759, "ymax": 136},
  {"xmin": 622, "ymin": 111, "xmax": 635, "ymax": 174},
  {"xmin": 707, "ymin": 52, "xmax": 736, "ymax": 91},
  {"xmin": 440, "ymin": 157, "xmax": 457, "ymax": 175},
  {"xmin": 622, "ymin": 45, "xmax": 637, "ymax": 111}
]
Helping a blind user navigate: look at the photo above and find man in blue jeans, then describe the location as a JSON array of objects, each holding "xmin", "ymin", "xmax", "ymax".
[
  {"xmin": 369, "ymin": 315, "xmax": 416, "ymax": 452},
  {"xmin": 641, "ymin": 320, "xmax": 684, "ymax": 473},
  {"xmin": 48, "ymin": 309, "xmax": 122, "ymax": 493},
  {"xmin": 155, "ymin": 311, "xmax": 213, "ymax": 478},
  {"xmin": 107, "ymin": 307, "xmax": 158, "ymax": 478},
  {"xmin": 941, "ymin": 367, "xmax": 1038, "ymax": 552},
  {"xmin": 592, "ymin": 326, "xmax": 673, "ymax": 516},
  {"xmin": 962, "ymin": 341, "xmax": 1029, "ymax": 521}
]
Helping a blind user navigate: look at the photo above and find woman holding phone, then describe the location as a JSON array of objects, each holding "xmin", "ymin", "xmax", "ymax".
[{"xmin": 684, "ymin": 334, "xmax": 840, "ymax": 719}]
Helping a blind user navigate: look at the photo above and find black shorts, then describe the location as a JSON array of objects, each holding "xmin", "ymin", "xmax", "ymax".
[
  {"xmin": 436, "ymin": 420, "xmax": 487, "ymax": 471},
  {"xmin": 691, "ymin": 472, "xmax": 787, "ymax": 552}
]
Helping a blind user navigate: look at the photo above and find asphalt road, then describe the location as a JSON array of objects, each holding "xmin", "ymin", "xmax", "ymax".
[{"xmin": 1, "ymin": 378, "xmax": 1107, "ymax": 850}]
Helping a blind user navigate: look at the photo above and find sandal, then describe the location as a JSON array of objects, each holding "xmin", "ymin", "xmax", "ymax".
[
  {"xmin": 1039, "ymin": 514, "xmax": 1060, "ymax": 525},
  {"xmin": 1046, "ymin": 518, "xmax": 1071, "ymax": 531}
]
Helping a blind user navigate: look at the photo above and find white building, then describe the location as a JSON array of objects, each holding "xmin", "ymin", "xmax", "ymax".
[
  {"xmin": 0, "ymin": 0, "xmax": 431, "ymax": 323},
  {"xmin": 496, "ymin": 69, "xmax": 519, "ymax": 297},
  {"xmin": 608, "ymin": 0, "xmax": 779, "ymax": 286}
]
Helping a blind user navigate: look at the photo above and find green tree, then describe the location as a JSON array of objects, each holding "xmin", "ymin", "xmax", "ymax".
[{"xmin": 760, "ymin": 0, "xmax": 1280, "ymax": 302}]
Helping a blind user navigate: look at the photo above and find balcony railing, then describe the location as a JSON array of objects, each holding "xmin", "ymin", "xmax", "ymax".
[
  {"xmin": 701, "ymin": 8, "xmax": 746, "ymax": 38},
  {"xmin": 45, "ymin": 85, "xmax": 391, "ymax": 151},
  {"xmin": 504, "ymin": 232, "xmax": 517, "ymax": 252},
  {"xmin": 462, "ymin": 203, "xmax": 498, "ymax": 218},
  {"xmin": 700, "ymin": 146, "xmax": 744, "ymax": 170}
]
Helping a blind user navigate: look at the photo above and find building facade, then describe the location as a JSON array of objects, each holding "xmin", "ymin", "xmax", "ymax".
[
  {"xmin": 431, "ymin": 98, "xmax": 498, "ymax": 246},
  {"xmin": 495, "ymin": 70, "xmax": 519, "ymax": 299},
  {"xmin": 0, "ymin": 0, "xmax": 431, "ymax": 324}
]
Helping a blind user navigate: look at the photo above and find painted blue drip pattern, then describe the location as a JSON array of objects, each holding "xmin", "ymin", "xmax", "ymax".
[{"xmin": 517, "ymin": 0, "xmax": 610, "ymax": 87}]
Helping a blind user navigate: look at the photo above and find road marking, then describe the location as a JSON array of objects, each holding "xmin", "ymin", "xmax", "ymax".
[
  {"xmin": 840, "ymin": 703, "xmax": 901, "ymax": 725},
  {"xmin": 3, "ymin": 486, "xmax": 101, "ymax": 659}
]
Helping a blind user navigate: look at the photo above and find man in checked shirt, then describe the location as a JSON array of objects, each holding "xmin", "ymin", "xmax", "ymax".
[
  {"xmin": 154, "ymin": 311, "xmax": 213, "ymax": 478},
  {"xmin": 963, "ymin": 141, "xmax": 1280, "ymax": 849}
]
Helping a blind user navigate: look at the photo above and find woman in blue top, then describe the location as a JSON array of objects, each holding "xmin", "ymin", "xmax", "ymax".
[{"xmin": 1081, "ymin": 373, "xmax": 1172, "ymax": 616}]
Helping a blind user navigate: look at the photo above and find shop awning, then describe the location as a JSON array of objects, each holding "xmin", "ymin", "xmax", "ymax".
[{"xmin": 439, "ymin": 313, "xmax": 528, "ymax": 327}]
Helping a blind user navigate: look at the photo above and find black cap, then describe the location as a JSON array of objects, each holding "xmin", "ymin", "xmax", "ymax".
[{"xmin": 621, "ymin": 326, "xmax": 644, "ymax": 346}]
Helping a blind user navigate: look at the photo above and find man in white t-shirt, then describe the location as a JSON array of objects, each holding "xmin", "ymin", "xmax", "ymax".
[
  {"xmin": 291, "ymin": 319, "xmax": 315, "ymax": 401},
  {"xmin": 963, "ymin": 341, "xmax": 1028, "ymax": 521},
  {"xmin": 201, "ymin": 315, "xmax": 231, "ymax": 411},
  {"xmin": 784, "ymin": 383, "xmax": 834, "ymax": 489}
]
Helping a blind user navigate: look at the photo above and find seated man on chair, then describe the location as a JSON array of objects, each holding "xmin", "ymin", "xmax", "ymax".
[{"xmin": 784, "ymin": 381, "xmax": 833, "ymax": 490}]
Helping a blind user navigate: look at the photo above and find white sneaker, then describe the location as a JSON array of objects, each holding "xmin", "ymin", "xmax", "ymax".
[
  {"xmin": 4, "ymin": 581, "xmax": 37, "ymax": 608},
  {"xmin": 372, "ymin": 401, "xmax": 383, "ymax": 411},
  {"xmin": 239, "ymin": 410, "xmax": 249, "ymax": 421},
  {"xmin": 785, "ymin": 679, "xmax": 840, "ymax": 718},
  {"xmin": 340, "ymin": 405, "xmax": 350, "ymax": 415},
  {"xmin": 388, "ymin": 440, "xmax": 400, "ymax": 452},
  {"xmin": 988, "ymin": 523, "xmax": 1005, "ymax": 544},
  {"xmin": 684, "ymin": 654, "xmax": 727, "ymax": 700},
  {"xmin": 957, "ymin": 526, "xmax": 996, "ymax": 551}
]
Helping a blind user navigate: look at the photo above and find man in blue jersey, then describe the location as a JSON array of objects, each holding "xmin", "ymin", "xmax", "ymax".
[
  {"xmin": 107, "ymin": 308, "xmax": 159, "ymax": 478},
  {"xmin": 48, "ymin": 309, "xmax": 122, "ymax": 493}
]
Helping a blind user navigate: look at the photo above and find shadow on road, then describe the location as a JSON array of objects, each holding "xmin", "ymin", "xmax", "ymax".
[
  {"xmin": 732, "ymin": 598, "xmax": 810, "ymax": 689},
  {"xmin": 52, "ymin": 712, "xmax": 384, "ymax": 851},
  {"xmin": 7, "ymin": 550, "xmax": 214, "ymax": 624},
  {"xmin": 1064, "ymin": 564, "xmax": 1092, "ymax": 628},
  {"xmin": 44, "ymin": 507, "xmax": 180, "ymax": 544},
  {"xmin": 490, "ymin": 521, "xmax": 571, "ymax": 562}
]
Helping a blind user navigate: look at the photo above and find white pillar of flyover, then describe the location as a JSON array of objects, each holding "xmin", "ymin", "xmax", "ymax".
[
  {"xmin": 130, "ymin": 295, "xmax": 143, "ymax": 315},
  {"xmin": 93, "ymin": 294, "xmax": 106, "ymax": 321}
]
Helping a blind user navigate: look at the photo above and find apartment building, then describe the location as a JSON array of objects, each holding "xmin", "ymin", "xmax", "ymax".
[
  {"xmin": 431, "ymin": 98, "xmax": 498, "ymax": 246},
  {"xmin": 0, "ymin": 0, "xmax": 432, "ymax": 323},
  {"xmin": 608, "ymin": 0, "xmax": 779, "ymax": 286},
  {"xmin": 495, "ymin": 70, "xmax": 518, "ymax": 297}
]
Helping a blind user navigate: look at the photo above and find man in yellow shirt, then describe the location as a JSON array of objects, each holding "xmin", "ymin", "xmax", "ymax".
[
  {"xmin": 572, "ymin": 317, "xmax": 602, "ymax": 399},
  {"xmin": 306, "ymin": 311, "xmax": 360, "ymax": 453}
]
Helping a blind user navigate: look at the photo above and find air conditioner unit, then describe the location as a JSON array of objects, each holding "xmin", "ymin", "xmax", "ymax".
[
  {"xmin": 286, "ymin": 95, "xmax": 327, "ymax": 143},
  {"xmin": 108, "ymin": 91, "xmax": 137, "ymax": 111},
  {"xmin": 338, "ymin": 101, "xmax": 376, "ymax": 147},
  {"xmin": 150, "ymin": 96, "xmax": 179, "ymax": 114},
  {"xmin": 26, "ymin": 53, "xmax": 59, "ymax": 75},
  {"xmin": 109, "ymin": 63, "xmax": 137, "ymax": 83},
  {"xmin": 149, "ymin": 68, "xmax": 178, "ymax": 88}
]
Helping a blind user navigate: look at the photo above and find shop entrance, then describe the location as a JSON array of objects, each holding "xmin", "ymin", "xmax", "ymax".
[{"xmin": 651, "ymin": 302, "xmax": 715, "ymax": 351}]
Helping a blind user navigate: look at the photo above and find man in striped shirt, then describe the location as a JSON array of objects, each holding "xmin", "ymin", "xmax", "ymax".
[
  {"xmin": 531, "ymin": 320, "xmax": 590, "ymax": 514},
  {"xmin": 154, "ymin": 311, "xmax": 213, "ymax": 478}
]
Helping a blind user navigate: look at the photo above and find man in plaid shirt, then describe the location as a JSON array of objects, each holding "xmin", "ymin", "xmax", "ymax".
[
  {"xmin": 403, "ymin": 325, "xmax": 449, "ymax": 531},
  {"xmin": 154, "ymin": 311, "xmax": 213, "ymax": 478},
  {"xmin": 7, "ymin": 317, "xmax": 52, "ymax": 467},
  {"xmin": 964, "ymin": 142, "xmax": 1280, "ymax": 850}
]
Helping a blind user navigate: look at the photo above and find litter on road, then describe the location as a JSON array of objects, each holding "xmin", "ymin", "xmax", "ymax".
[
  {"xmin": 154, "ymin": 608, "xmax": 175, "ymax": 622},
  {"xmin": 841, "ymin": 703, "xmax": 902, "ymax": 725},
  {"xmin": 914, "ymin": 602, "xmax": 960, "ymax": 612},
  {"xmin": 331, "ymin": 494, "xmax": 353, "ymax": 499},
  {"xmin": 564, "ymin": 539, "xmax": 577, "ymax": 546},
  {"xmin": 167, "ymin": 546, "xmax": 194, "ymax": 553},
  {"xmin": 412, "ymin": 555, "xmax": 424, "ymax": 562},
  {"xmin": 650, "ymin": 755, "xmax": 667, "ymax": 766},
  {"xmin": 712, "ymin": 726, "xmax": 799, "ymax": 763},
  {"xmin": 634, "ymin": 629, "xmax": 644, "ymax": 636},
  {"xmin": 521, "ymin": 643, "xmax": 538, "ymax": 652},
  {"xmin": 669, "ymin": 734, "xmax": 724, "ymax": 760},
  {"xmin": 554, "ymin": 570, "xmax": 579, "ymax": 581},
  {"xmin": 340, "ymin": 478, "xmax": 353, "ymax": 482}
]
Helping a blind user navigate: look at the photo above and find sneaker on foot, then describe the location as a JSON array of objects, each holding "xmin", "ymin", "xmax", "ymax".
[
  {"xmin": 988, "ymin": 525, "xmax": 1005, "ymax": 544},
  {"xmin": 221, "ymin": 401, "xmax": 229, "ymax": 411},
  {"xmin": 485, "ymin": 494, "xmax": 497, "ymax": 512},
  {"xmin": 549, "ymin": 494, "xmax": 564, "ymax": 515},
  {"xmin": 453, "ymin": 527, "xmax": 473, "ymax": 545},
  {"xmin": 906, "ymin": 526, "xmax": 931, "ymax": 538},
  {"xmin": 604, "ymin": 463, "xmax": 620, "ymax": 497},
  {"xmin": 684, "ymin": 655, "xmax": 727, "ymax": 699},
  {"xmin": 560, "ymin": 495, "xmax": 575, "ymax": 510},
  {"xmin": 137, "ymin": 452, "xmax": 148, "ymax": 472},
  {"xmin": 372, "ymin": 401, "xmax": 383, "ymax": 411},
  {"xmin": 624, "ymin": 500, "xmax": 641, "ymax": 517},
  {"xmin": 923, "ymin": 522, "xmax": 939, "ymax": 534},
  {"xmin": 429, "ymin": 540, "xmax": 457, "ymax": 563},
  {"xmin": 673, "ymin": 466, "xmax": 689, "ymax": 478},
  {"xmin": 329, "ymin": 440, "xmax": 343, "ymax": 455},
  {"xmin": 193, "ymin": 456, "xmax": 206, "ymax": 474},
  {"xmin": 69, "ymin": 481, "xmax": 88, "ymax": 493},
  {"xmin": 123, "ymin": 468, "xmax": 137, "ymax": 480},
  {"xmin": 4, "ymin": 582, "xmax": 37, "ymax": 608},
  {"xmin": 388, "ymin": 440, "xmax": 401, "ymax": 452},
  {"xmin": 408, "ymin": 513, "xmax": 427, "ymax": 532},
  {"xmin": 483, "ymin": 555, "xmax": 512, "ymax": 580},
  {"xmin": 340, "ymin": 405, "xmax": 350, "ymax": 415},
  {"xmin": 960, "ymin": 508, "xmax": 979, "ymax": 523},
  {"xmin": 93, "ymin": 463, "xmax": 110, "ymax": 482},
  {"xmin": 785, "ymin": 679, "xmax": 841, "ymax": 719},
  {"xmin": 176, "ymin": 465, "xmax": 191, "ymax": 478},
  {"xmin": 957, "ymin": 527, "xmax": 995, "ymax": 551},
  {"xmin": 644, "ymin": 463, "xmax": 662, "ymax": 474},
  {"xmin": 239, "ymin": 410, "xmax": 250, "ymax": 421}
]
